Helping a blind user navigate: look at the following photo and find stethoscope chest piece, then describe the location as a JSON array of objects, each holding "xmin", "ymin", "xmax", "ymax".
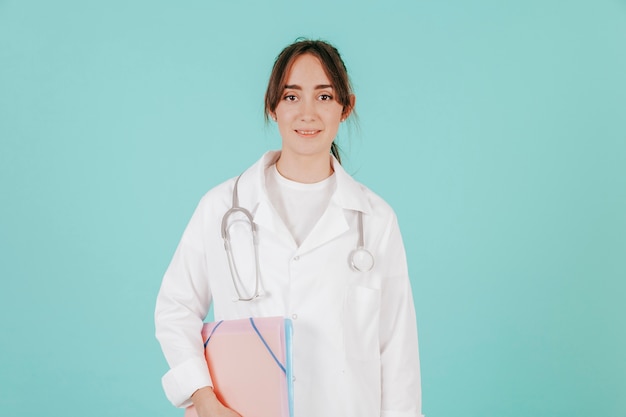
[
  {"xmin": 349, "ymin": 210, "xmax": 374, "ymax": 272},
  {"xmin": 350, "ymin": 247, "xmax": 375, "ymax": 272}
]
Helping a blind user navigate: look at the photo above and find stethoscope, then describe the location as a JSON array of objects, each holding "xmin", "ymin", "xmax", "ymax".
[{"xmin": 221, "ymin": 174, "xmax": 375, "ymax": 302}]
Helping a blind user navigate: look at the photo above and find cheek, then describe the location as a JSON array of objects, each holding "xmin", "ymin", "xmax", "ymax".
[
  {"xmin": 326, "ymin": 103, "xmax": 345, "ymax": 119},
  {"xmin": 275, "ymin": 105, "xmax": 296, "ymax": 122},
  {"xmin": 276, "ymin": 116, "xmax": 295, "ymax": 135},
  {"xmin": 322, "ymin": 108, "xmax": 344, "ymax": 125}
]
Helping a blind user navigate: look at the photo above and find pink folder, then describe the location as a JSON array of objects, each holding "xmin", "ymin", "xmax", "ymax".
[{"xmin": 185, "ymin": 317, "xmax": 293, "ymax": 417}]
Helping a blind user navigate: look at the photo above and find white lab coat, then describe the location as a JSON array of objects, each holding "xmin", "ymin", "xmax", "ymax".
[{"xmin": 155, "ymin": 151, "xmax": 423, "ymax": 417}]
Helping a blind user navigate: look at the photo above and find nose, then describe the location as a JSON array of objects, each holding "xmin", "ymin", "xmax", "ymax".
[{"xmin": 299, "ymin": 97, "xmax": 317, "ymax": 121}]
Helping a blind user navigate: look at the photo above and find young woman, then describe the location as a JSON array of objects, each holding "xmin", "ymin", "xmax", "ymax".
[{"xmin": 155, "ymin": 39, "xmax": 423, "ymax": 417}]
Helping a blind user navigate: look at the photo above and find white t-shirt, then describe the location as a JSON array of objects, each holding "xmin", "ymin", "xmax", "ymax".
[{"xmin": 265, "ymin": 164, "xmax": 336, "ymax": 247}]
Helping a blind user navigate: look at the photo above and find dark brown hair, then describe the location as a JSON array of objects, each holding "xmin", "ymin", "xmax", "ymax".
[{"xmin": 264, "ymin": 39, "xmax": 355, "ymax": 163}]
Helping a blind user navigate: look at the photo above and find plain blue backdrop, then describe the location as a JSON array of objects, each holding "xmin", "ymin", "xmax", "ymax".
[{"xmin": 1, "ymin": 1, "xmax": 625, "ymax": 416}]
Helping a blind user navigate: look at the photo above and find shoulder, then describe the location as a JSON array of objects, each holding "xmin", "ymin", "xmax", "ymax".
[
  {"xmin": 334, "ymin": 164, "xmax": 398, "ymax": 224},
  {"xmin": 356, "ymin": 181, "xmax": 399, "ymax": 225},
  {"xmin": 195, "ymin": 151, "xmax": 276, "ymax": 212},
  {"xmin": 192, "ymin": 175, "xmax": 235, "ymax": 214},
  {"xmin": 199, "ymin": 176, "xmax": 236, "ymax": 205}
]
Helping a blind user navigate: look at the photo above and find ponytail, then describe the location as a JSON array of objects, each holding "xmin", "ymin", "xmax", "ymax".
[{"xmin": 330, "ymin": 141, "xmax": 342, "ymax": 165}]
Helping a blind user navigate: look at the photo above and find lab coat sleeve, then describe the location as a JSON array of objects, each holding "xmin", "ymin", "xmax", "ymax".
[
  {"xmin": 378, "ymin": 214, "xmax": 424, "ymax": 417},
  {"xmin": 155, "ymin": 198, "xmax": 214, "ymax": 408}
]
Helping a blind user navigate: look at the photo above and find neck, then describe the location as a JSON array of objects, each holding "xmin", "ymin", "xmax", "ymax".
[{"xmin": 276, "ymin": 152, "xmax": 334, "ymax": 184}]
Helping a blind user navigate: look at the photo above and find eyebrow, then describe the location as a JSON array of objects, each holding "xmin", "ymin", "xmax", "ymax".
[{"xmin": 284, "ymin": 84, "xmax": 334, "ymax": 90}]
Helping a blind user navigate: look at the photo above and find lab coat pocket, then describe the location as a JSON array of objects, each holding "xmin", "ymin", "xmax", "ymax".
[{"xmin": 344, "ymin": 285, "xmax": 381, "ymax": 361}]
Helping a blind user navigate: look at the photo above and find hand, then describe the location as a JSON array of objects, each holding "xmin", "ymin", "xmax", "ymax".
[{"xmin": 191, "ymin": 387, "xmax": 242, "ymax": 417}]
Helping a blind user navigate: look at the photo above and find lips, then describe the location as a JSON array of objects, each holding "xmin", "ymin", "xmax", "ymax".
[{"xmin": 295, "ymin": 129, "xmax": 321, "ymax": 136}]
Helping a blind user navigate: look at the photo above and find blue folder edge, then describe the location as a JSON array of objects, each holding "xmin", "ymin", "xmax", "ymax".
[{"xmin": 284, "ymin": 318, "xmax": 294, "ymax": 417}]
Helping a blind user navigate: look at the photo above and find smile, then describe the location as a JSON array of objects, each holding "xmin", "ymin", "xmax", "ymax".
[{"xmin": 295, "ymin": 130, "xmax": 321, "ymax": 136}]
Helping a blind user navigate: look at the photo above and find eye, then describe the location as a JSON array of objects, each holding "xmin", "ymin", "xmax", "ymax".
[
  {"xmin": 319, "ymin": 93, "xmax": 333, "ymax": 101},
  {"xmin": 283, "ymin": 94, "xmax": 298, "ymax": 102}
]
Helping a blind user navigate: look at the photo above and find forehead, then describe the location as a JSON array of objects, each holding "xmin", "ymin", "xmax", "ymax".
[{"xmin": 284, "ymin": 54, "xmax": 332, "ymax": 85}]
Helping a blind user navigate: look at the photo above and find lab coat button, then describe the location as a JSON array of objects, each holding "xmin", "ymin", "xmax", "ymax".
[
  {"xmin": 292, "ymin": 375, "xmax": 296, "ymax": 382},
  {"xmin": 293, "ymin": 255, "xmax": 300, "ymax": 261},
  {"xmin": 291, "ymin": 313, "xmax": 298, "ymax": 320}
]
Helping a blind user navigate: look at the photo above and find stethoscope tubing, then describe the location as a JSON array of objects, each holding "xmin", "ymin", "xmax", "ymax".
[
  {"xmin": 222, "ymin": 172, "xmax": 374, "ymax": 302},
  {"xmin": 221, "ymin": 175, "xmax": 263, "ymax": 302}
]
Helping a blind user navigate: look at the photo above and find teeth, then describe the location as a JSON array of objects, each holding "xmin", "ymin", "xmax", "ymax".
[{"xmin": 298, "ymin": 130, "xmax": 317, "ymax": 135}]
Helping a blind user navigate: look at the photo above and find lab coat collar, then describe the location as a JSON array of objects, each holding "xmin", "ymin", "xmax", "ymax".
[
  {"xmin": 237, "ymin": 151, "xmax": 372, "ymax": 251},
  {"xmin": 239, "ymin": 151, "xmax": 288, "ymax": 244},
  {"xmin": 329, "ymin": 154, "xmax": 372, "ymax": 215}
]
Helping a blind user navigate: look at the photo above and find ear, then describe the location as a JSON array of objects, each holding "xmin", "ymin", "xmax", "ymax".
[{"xmin": 342, "ymin": 94, "xmax": 356, "ymax": 120}]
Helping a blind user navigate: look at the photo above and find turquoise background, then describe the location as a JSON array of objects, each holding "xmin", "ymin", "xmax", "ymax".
[{"xmin": 1, "ymin": 0, "xmax": 625, "ymax": 416}]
